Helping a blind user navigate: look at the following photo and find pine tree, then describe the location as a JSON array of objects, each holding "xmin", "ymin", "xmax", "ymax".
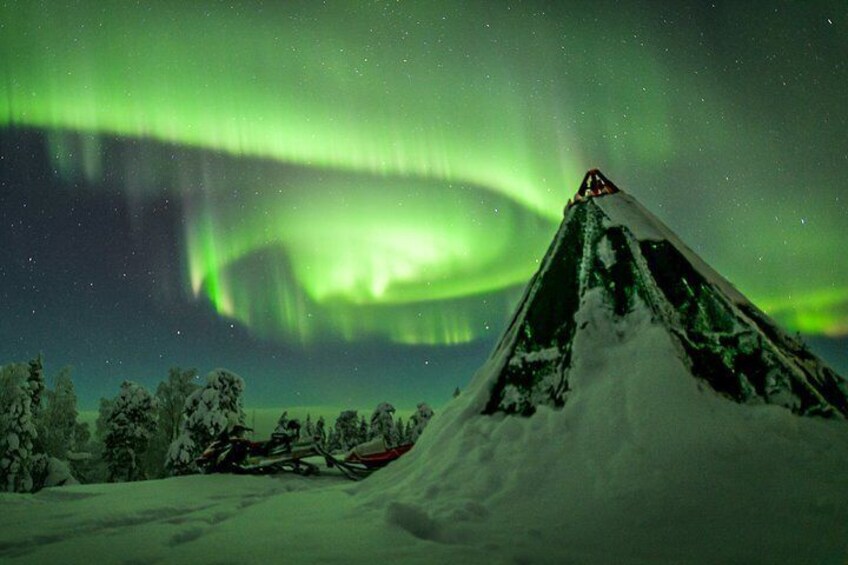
[
  {"xmin": 156, "ymin": 368, "xmax": 199, "ymax": 446},
  {"xmin": 41, "ymin": 367, "xmax": 79, "ymax": 460},
  {"xmin": 453, "ymin": 386, "xmax": 461, "ymax": 399},
  {"xmin": 274, "ymin": 411, "xmax": 289, "ymax": 435},
  {"xmin": 395, "ymin": 416, "xmax": 406, "ymax": 444},
  {"xmin": 103, "ymin": 381, "xmax": 157, "ymax": 482},
  {"xmin": 304, "ymin": 413, "xmax": 315, "ymax": 440},
  {"xmin": 27, "ymin": 354, "xmax": 45, "ymax": 419},
  {"xmin": 166, "ymin": 369, "xmax": 245, "ymax": 475},
  {"xmin": 146, "ymin": 368, "xmax": 199, "ymax": 478},
  {"xmin": 359, "ymin": 415, "xmax": 369, "ymax": 443},
  {"xmin": 82, "ymin": 397, "xmax": 114, "ymax": 483},
  {"xmin": 0, "ymin": 366, "xmax": 37, "ymax": 492},
  {"xmin": 369, "ymin": 402, "xmax": 397, "ymax": 446},
  {"xmin": 333, "ymin": 410, "xmax": 359, "ymax": 451},
  {"xmin": 315, "ymin": 416, "xmax": 327, "ymax": 447},
  {"xmin": 27, "ymin": 355, "xmax": 46, "ymax": 466},
  {"xmin": 96, "ymin": 398, "xmax": 113, "ymax": 441}
]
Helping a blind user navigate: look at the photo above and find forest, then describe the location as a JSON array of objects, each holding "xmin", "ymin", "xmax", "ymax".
[{"xmin": 0, "ymin": 356, "xmax": 435, "ymax": 492}]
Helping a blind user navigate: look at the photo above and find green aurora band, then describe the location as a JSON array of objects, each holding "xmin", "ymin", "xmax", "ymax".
[{"xmin": 2, "ymin": 1, "xmax": 846, "ymax": 342}]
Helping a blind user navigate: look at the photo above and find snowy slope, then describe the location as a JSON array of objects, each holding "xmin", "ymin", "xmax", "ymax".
[
  {"xmin": 0, "ymin": 469, "xmax": 499, "ymax": 563},
  {"xmin": 355, "ymin": 287, "xmax": 848, "ymax": 563}
]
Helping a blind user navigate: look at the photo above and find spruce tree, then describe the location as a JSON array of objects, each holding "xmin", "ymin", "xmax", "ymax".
[
  {"xmin": 333, "ymin": 410, "xmax": 359, "ymax": 451},
  {"xmin": 156, "ymin": 368, "xmax": 199, "ymax": 446},
  {"xmin": 395, "ymin": 416, "xmax": 406, "ymax": 444},
  {"xmin": 166, "ymin": 369, "xmax": 245, "ymax": 475},
  {"xmin": 27, "ymin": 355, "xmax": 47, "ymax": 472},
  {"xmin": 274, "ymin": 411, "xmax": 289, "ymax": 435},
  {"xmin": 0, "ymin": 370, "xmax": 37, "ymax": 492},
  {"xmin": 41, "ymin": 367, "xmax": 79, "ymax": 460},
  {"xmin": 103, "ymin": 381, "xmax": 157, "ymax": 482},
  {"xmin": 304, "ymin": 413, "xmax": 315, "ymax": 440},
  {"xmin": 369, "ymin": 402, "xmax": 397, "ymax": 446},
  {"xmin": 146, "ymin": 368, "xmax": 198, "ymax": 478},
  {"xmin": 358, "ymin": 415, "xmax": 369, "ymax": 443},
  {"xmin": 27, "ymin": 354, "xmax": 45, "ymax": 420},
  {"xmin": 315, "ymin": 416, "xmax": 327, "ymax": 447}
]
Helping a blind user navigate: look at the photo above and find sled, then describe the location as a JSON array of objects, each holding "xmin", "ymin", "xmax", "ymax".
[{"xmin": 196, "ymin": 427, "xmax": 412, "ymax": 481}]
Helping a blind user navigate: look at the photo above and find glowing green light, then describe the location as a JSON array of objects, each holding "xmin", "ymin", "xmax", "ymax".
[
  {"xmin": 2, "ymin": 2, "xmax": 845, "ymax": 343},
  {"xmin": 758, "ymin": 288, "xmax": 848, "ymax": 337}
]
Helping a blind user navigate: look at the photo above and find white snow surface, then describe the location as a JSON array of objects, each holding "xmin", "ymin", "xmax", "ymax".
[
  {"xmin": 596, "ymin": 192, "xmax": 750, "ymax": 305},
  {"xmin": 2, "ymin": 293, "xmax": 848, "ymax": 562}
]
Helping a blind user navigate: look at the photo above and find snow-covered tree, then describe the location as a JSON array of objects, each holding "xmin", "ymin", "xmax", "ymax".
[
  {"xmin": 75, "ymin": 396, "xmax": 114, "ymax": 483},
  {"xmin": 103, "ymin": 381, "xmax": 158, "ymax": 482},
  {"xmin": 358, "ymin": 415, "xmax": 369, "ymax": 443},
  {"xmin": 67, "ymin": 420, "xmax": 95, "ymax": 484},
  {"xmin": 42, "ymin": 457, "xmax": 79, "ymax": 488},
  {"xmin": 166, "ymin": 368, "xmax": 245, "ymax": 475},
  {"xmin": 369, "ymin": 402, "xmax": 397, "ymax": 446},
  {"xmin": 0, "ymin": 366, "xmax": 38, "ymax": 492},
  {"xmin": 304, "ymin": 414, "xmax": 315, "ymax": 439},
  {"xmin": 274, "ymin": 411, "xmax": 301, "ymax": 444},
  {"xmin": 314, "ymin": 416, "xmax": 327, "ymax": 447},
  {"xmin": 409, "ymin": 403, "xmax": 434, "ymax": 443},
  {"xmin": 165, "ymin": 433, "xmax": 197, "ymax": 476},
  {"xmin": 40, "ymin": 367, "xmax": 79, "ymax": 460},
  {"xmin": 156, "ymin": 368, "xmax": 199, "ymax": 446},
  {"xmin": 394, "ymin": 416, "xmax": 406, "ymax": 444},
  {"xmin": 0, "ymin": 362, "xmax": 29, "ymax": 411},
  {"xmin": 146, "ymin": 368, "xmax": 199, "ymax": 478},
  {"xmin": 333, "ymin": 410, "xmax": 359, "ymax": 451},
  {"xmin": 27, "ymin": 355, "xmax": 45, "ymax": 419},
  {"xmin": 96, "ymin": 397, "xmax": 113, "ymax": 441},
  {"xmin": 27, "ymin": 355, "xmax": 47, "ymax": 462},
  {"xmin": 273, "ymin": 411, "xmax": 289, "ymax": 435}
]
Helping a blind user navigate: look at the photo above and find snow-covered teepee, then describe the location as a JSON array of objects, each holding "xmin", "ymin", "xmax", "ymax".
[
  {"xmin": 357, "ymin": 171, "xmax": 848, "ymax": 564},
  {"xmin": 483, "ymin": 169, "xmax": 848, "ymax": 418}
]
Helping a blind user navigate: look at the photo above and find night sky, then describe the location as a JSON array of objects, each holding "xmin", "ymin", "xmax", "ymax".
[{"xmin": 1, "ymin": 1, "xmax": 846, "ymax": 409}]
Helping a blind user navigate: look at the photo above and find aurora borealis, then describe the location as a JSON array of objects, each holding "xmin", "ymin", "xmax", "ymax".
[{"xmin": 1, "ymin": 1, "xmax": 847, "ymax": 407}]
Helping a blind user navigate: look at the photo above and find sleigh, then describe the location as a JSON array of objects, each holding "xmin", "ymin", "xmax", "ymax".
[{"xmin": 196, "ymin": 426, "xmax": 412, "ymax": 481}]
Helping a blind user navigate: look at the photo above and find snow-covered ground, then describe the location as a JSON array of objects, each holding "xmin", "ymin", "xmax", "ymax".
[
  {"xmin": 0, "ymin": 464, "xmax": 495, "ymax": 563},
  {"xmin": 3, "ymin": 297, "xmax": 848, "ymax": 563}
]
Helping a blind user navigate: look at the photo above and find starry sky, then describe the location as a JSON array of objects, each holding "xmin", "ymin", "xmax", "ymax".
[{"xmin": 1, "ymin": 1, "xmax": 846, "ymax": 409}]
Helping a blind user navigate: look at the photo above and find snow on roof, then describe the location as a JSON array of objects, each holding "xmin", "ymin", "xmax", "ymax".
[{"xmin": 595, "ymin": 189, "xmax": 750, "ymax": 306}]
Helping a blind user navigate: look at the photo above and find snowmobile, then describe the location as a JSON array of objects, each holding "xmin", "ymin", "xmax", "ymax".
[
  {"xmin": 195, "ymin": 424, "xmax": 413, "ymax": 480},
  {"xmin": 195, "ymin": 424, "xmax": 322, "ymax": 476}
]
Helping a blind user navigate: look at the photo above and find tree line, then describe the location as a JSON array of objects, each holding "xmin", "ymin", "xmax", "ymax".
[{"xmin": 0, "ymin": 356, "xmax": 435, "ymax": 492}]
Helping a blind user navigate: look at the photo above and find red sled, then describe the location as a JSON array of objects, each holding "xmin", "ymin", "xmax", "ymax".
[{"xmin": 344, "ymin": 437, "xmax": 413, "ymax": 469}]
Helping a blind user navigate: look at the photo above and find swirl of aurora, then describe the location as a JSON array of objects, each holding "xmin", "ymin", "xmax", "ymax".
[
  {"xmin": 1, "ymin": 2, "xmax": 592, "ymax": 344},
  {"xmin": 4, "ymin": 1, "xmax": 845, "ymax": 344}
]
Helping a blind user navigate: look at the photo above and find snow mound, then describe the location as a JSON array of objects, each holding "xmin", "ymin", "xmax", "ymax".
[{"xmin": 358, "ymin": 288, "xmax": 848, "ymax": 562}]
